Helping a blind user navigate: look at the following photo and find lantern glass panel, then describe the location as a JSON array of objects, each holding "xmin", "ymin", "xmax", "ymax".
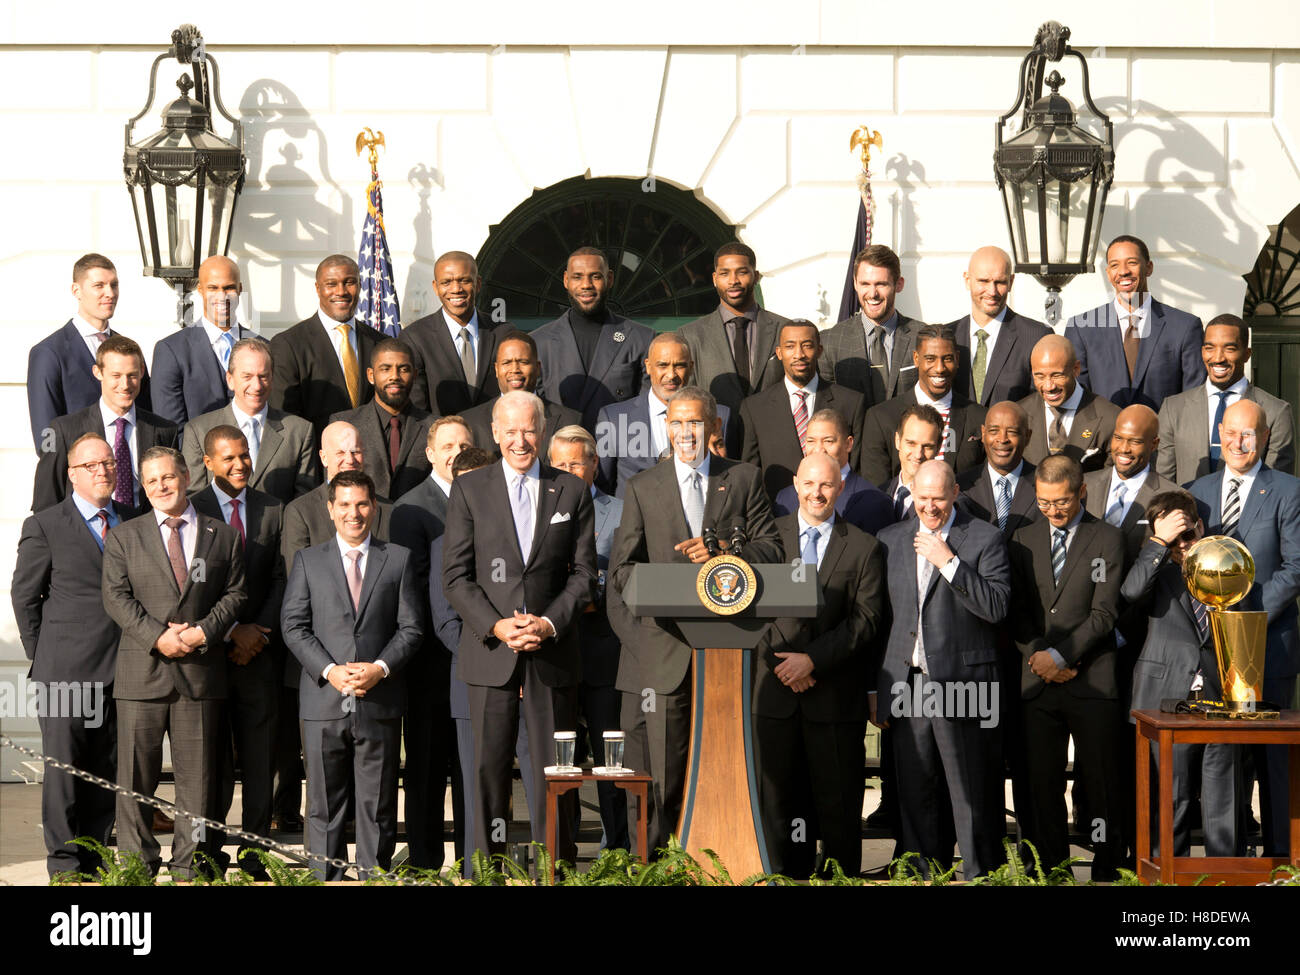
[{"xmin": 148, "ymin": 177, "xmax": 197, "ymax": 269}]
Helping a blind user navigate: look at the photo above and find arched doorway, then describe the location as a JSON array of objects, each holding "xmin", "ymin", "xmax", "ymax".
[
  {"xmin": 1244, "ymin": 203, "xmax": 1300, "ymax": 435},
  {"xmin": 475, "ymin": 176, "xmax": 746, "ymax": 332}
]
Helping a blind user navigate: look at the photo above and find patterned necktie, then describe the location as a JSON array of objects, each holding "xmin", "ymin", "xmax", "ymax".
[
  {"xmin": 228, "ymin": 498, "xmax": 245, "ymax": 547},
  {"xmin": 217, "ymin": 330, "xmax": 234, "ymax": 370},
  {"xmin": 388, "ymin": 415, "xmax": 401, "ymax": 474},
  {"xmin": 972, "ymin": 328, "xmax": 989, "ymax": 402},
  {"xmin": 1048, "ymin": 406, "xmax": 1067, "ymax": 454},
  {"xmin": 801, "ymin": 526, "xmax": 819, "ymax": 566},
  {"xmin": 935, "ymin": 407, "xmax": 951, "ymax": 462},
  {"xmin": 730, "ymin": 318, "xmax": 750, "ymax": 391},
  {"xmin": 1051, "ymin": 527, "xmax": 1067, "ymax": 584},
  {"xmin": 245, "ymin": 416, "xmax": 261, "ymax": 469},
  {"xmin": 345, "ymin": 549, "xmax": 363, "ymax": 611},
  {"xmin": 684, "ymin": 471, "xmax": 705, "ymax": 538},
  {"xmin": 91, "ymin": 329, "xmax": 108, "ymax": 346},
  {"xmin": 1123, "ymin": 315, "xmax": 1140, "ymax": 382},
  {"xmin": 915, "ymin": 550, "xmax": 935, "ymax": 673},
  {"xmin": 894, "ymin": 485, "xmax": 911, "ymax": 521},
  {"xmin": 1192, "ymin": 597, "xmax": 1209, "ymax": 645},
  {"xmin": 995, "ymin": 476, "xmax": 1013, "ymax": 532},
  {"xmin": 793, "ymin": 390, "xmax": 809, "ymax": 455},
  {"xmin": 112, "ymin": 416, "xmax": 133, "ymax": 506},
  {"xmin": 96, "ymin": 509, "xmax": 109, "ymax": 544},
  {"xmin": 459, "ymin": 326, "xmax": 476, "ymax": 385},
  {"xmin": 1209, "ymin": 390, "xmax": 1230, "ymax": 463},
  {"xmin": 1221, "ymin": 476, "xmax": 1243, "ymax": 537},
  {"xmin": 337, "ymin": 323, "xmax": 361, "ymax": 407},
  {"xmin": 1106, "ymin": 482, "xmax": 1127, "ymax": 526},
  {"xmin": 511, "ymin": 473, "xmax": 534, "ymax": 562},
  {"xmin": 867, "ymin": 324, "xmax": 886, "ymax": 372},
  {"xmin": 164, "ymin": 516, "xmax": 188, "ymax": 590}
]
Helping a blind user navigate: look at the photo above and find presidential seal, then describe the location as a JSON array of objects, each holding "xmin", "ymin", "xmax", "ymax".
[{"xmin": 696, "ymin": 553, "xmax": 758, "ymax": 615}]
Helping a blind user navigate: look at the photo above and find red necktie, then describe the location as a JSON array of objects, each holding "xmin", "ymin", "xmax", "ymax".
[
  {"xmin": 793, "ymin": 390, "xmax": 809, "ymax": 455},
  {"xmin": 229, "ymin": 498, "xmax": 246, "ymax": 547},
  {"xmin": 96, "ymin": 509, "xmax": 109, "ymax": 541}
]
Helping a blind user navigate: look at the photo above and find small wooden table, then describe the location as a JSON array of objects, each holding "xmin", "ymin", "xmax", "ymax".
[
  {"xmin": 1133, "ymin": 709, "xmax": 1300, "ymax": 885},
  {"xmin": 543, "ymin": 768, "xmax": 651, "ymax": 881}
]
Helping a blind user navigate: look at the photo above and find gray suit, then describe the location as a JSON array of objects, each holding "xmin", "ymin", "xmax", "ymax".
[
  {"xmin": 1018, "ymin": 389, "xmax": 1121, "ymax": 473},
  {"xmin": 281, "ymin": 536, "xmax": 422, "ymax": 879},
  {"xmin": 820, "ymin": 312, "xmax": 920, "ymax": 405},
  {"xmin": 1156, "ymin": 382, "xmax": 1295, "ymax": 486},
  {"xmin": 678, "ymin": 307, "xmax": 790, "ymax": 425},
  {"xmin": 101, "ymin": 508, "xmax": 246, "ymax": 877},
  {"xmin": 533, "ymin": 310, "xmax": 654, "ymax": 431},
  {"xmin": 1122, "ymin": 539, "xmax": 1239, "ymax": 856},
  {"xmin": 182, "ymin": 404, "xmax": 319, "ymax": 504}
]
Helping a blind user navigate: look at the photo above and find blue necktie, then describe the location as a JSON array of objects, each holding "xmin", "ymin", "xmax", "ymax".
[
  {"xmin": 1051, "ymin": 528, "xmax": 1067, "ymax": 584},
  {"xmin": 995, "ymin": 476, "xmax": 1013, "ymax": 531},
  {"xmin": 801, "ymin": 527, "xmax": 820, "ymax": 566},
  {"xmin": 1209, "ymin": 390, "xmax": 1230, "ymax": 463},
  {"xmin": 1105, "ymin": 482, "xmax": 1127, "ymax": 526},
  {"xmin": 217, "ymin": 330, "xmax": 234, "ymax": 370},
  {"xmin": 511, "ymin": 473, "xmax": 533, "ymax": 564}
]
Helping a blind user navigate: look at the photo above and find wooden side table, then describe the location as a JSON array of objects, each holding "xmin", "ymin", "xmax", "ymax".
[
  {"xmin": 1133, "ymin": 708, "xmax": 1300, "ymax": 885},
  {"xmin": 543, "ymin": 768, "xmax": 652, "ymax": 882}
]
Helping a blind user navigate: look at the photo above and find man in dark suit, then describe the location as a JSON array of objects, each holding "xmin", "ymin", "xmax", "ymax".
[
  {"xmin": 182, "ymin": 338, "xmax": 318, "ymax": 503},
  {"xmin": 1063, "ymin": 235, "xmax": 1204, "ymax": 410},
  {"xmin": 950, "ymin": 246, "xmax": 1051, "ymax": 407},
  {"xmin": 859, "ymin": 324, "xmax": 986, "ymax": 487},
  {"xmin": 389, "ymin": 414, "xmax": 473, "ymax": 871},
  {"xmin": 269, "ymin": 255, "xmax": 383, "ymax": 444},
  {"xmin": 1157, "ymin": 314, "xmax": 1295, "ymax": 485},
  {"xmin": 773, "ymin": 408, "xmax": 894, "ymax": 535},
  {"xmin": 957, "ymin": 400, "xmax": 1040, "ymax": 538},
  {"xmin": 594, "ymin": 332, "xmax": 731, "ymax": 498},
  {"xmin": 882, "ymin": 405, "xmax": 945, "ymax": 520},
  {"xmin": 33, "ymin": 335, "xmax": 178, "ymax": 513},
  {"xmin": 1019, "ymin": 334, "xmax": 1120, "ymax": 473},
  {"xmin": 462, "ymin": 330, "xmax": 583, "ymax": 463},
  {"xmin": 533, "ymin": 247, "xmax": 654, "ymax": 432},
  {"xmin": 549, "ymin": 424, "xmax": 630, "ymax": 850},
  {"xmin": 872, "ymin": 460, "xmax": 1010, "ymax": 877},
  {"xmin": 27, "ymin": 253, "xmax": 151, "ymax": 452},
  {"xmin": 608, "ymin": 386, "xmax": 782, "ymax": 855},
  {"xmin": 1122, "ymin": 490, "xmax": 1240, "ymax": 856},
  {"xmin": 678, "ymin": 242, "xmax": 790, "ymax": 427},
  {"xmin": 400, "ymin": 250, "xmax": 503, "ymax": 416},
  {"xmin": 101, "ymin": 446, "xmax": 246, "ymax": 878},
  {"xmin": 1189, "ymin": 399, "xmax": 1300, "ymax": 856},
  {"xmin": 822, "ymin": 244, "xmax": 918, "ymax": 404},
  {"xmin": 12, "ymin": 433, "xmax": 139, "ymax": 878},
  {"xmin": 329, "ymin": 338, "xmax": 434, "ymax": 502},
  {"xmin": 191, "ymin": 425, "xmax": 286, "ymax": 874},
  {"xmin": 1008, "ymin": 455, "xmax": 1125, "ymax": 880},
  {"xmin": 442, "ymin": 390, "xmax": 598, "ymax": 864},
  {"xmin": 150, "ymin": 256, "xmax": 254, "ymax": 427},
  {"xmin": 755, "ymin": 453, "xmax": 887, "ymax": 876},
  {"xmin": 281, "ymin": 469, "xmax": 422, "ymax": 880},
  {"xmin": 740, "ymin": 319, "xmax": 866, "ymax": 503}
]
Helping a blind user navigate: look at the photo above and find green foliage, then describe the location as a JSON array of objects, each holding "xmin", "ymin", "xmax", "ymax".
[
  {"xmin": 54, "ymin": 838, "xmax": 157, "ymax": 886},
  {"xmin": 251, "ymin": 849, "xmax": 324, "ymax": 886}
]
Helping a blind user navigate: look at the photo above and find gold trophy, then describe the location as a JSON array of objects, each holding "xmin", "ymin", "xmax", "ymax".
[{"xmin": 1182, "ymin": 535, "xmax": 1277, "ymax": 718}]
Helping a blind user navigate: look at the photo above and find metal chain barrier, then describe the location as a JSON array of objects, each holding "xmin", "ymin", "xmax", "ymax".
[{"xmin": 1, "ymin": 733, "xmax": 448, "ymax": 885}]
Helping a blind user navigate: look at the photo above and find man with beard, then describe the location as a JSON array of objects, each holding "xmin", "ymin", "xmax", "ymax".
[
  {"xmin": 533, "ymin": 246, "xmax": 654, "ymax": 432},
  {"xmin": 678, "ymin": 242, "xmax": 790, "ymax": 439},
  {"xmin": 1019, "ymin": 334, "xmax": 1120, "ymax": 474},
  {"xmin": 461, "ymin": 330, "xmax": 582, "ymax": 461},
  {"xmin": 330, "ymin": 339, "xmax": 434, "ymax": 501},
  {"xmin": 740, "ymin": 319, "xmax": 867, "ymax": 503},
  {"xmin": 594, "ymin": 331, "xmax": 731, "ymax": 498}
]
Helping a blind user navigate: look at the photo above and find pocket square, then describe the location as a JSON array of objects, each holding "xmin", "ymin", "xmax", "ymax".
[{"xmin": 549, "ymin": 512, "xmax": 571, "ymax": 524}]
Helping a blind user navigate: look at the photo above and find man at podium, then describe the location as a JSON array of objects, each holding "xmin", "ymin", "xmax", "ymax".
[{"xmin": 610, "ymin": 386, "xmax": 781, "ymax": 857}]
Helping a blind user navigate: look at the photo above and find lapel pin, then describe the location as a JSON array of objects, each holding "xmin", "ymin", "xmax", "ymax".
[
  {"xmin": 548, "ymin": 487, "xmax": 556, "ymax": 493},
  {"xmin": 613, "ymin": 331, "xmax": 625, "ymax": 343},
  {"xmin": 1080, "ymin": 430, "xmax": 1093, "ymax": 439}
]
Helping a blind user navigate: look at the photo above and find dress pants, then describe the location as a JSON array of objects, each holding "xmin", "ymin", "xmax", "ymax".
[
  {"xmin": 755, "ymin": 713, "xmax": 866, "ymax": 877},
  {"xmin": 38, "ymin": 697, "xmax": 117, "ymax": 878},
  {"xmin": 1146, "ymin": 740, "xmax": 1241, "ymax": 857},
  {"xmin": 215, "ymin": 652, "xmax": 277, "ymax": 864},
  {"xmin": 115, "ymin": 693, "xmax": 221, "ymax": 878},
  {"xmin": 620, "ymin": 670, "xmax": 692, "ymax": 858},
  {"xmin": 1023, "ymin": 685, "xmax": 1123, "ymax": 880},
  {"xmin": 301, "ymin": 710, "xmax": 401, "ymax": 881},
  {"xmin": 468, "ymin": 654, "xmax": 577, "ymax": 865},
  {"xmin": 403, "ymin": 647, "xmax": 453, "ymax": 869},
  {"xmin": 454, "ymin": 713, "xmax": 536, "ymax": 876},
  {"xmin": 271, "ymin": 660, "xmax": 303, "ymax": 824},
  {"xmin": 1257, "ymin": 677, "xmax": 1295, "ymax": 856},
  {"xmin": 892, "ymin": 673, "xmax": 1005, "ymax": 878}
]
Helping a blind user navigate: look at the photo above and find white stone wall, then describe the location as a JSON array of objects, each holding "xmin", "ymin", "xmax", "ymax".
[{"xmin": 3, "ymin": 1, "xmax": 1299, "ymax": 760}]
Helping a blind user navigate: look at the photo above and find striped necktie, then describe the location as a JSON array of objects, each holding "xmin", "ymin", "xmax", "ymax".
[
  {"xmin": 793, "ymin": 390, "xmax": 809, "ymax": 455},
  {"xmin": 1221, "ymin": 476, "xmax": 1243, "ymax": 537},
  {"xmin": 995, "ymin": 476, "xmax": 1013, "ymax": 531},
  {"xmin": 1105, "ymin": 481, "xmax": 1127, "ymax": 526},
  {"xmin": 1051, "ymin": 527, "xmax": 1067, "ymax": 584}
]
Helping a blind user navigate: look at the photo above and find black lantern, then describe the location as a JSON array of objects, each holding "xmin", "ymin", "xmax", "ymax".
[
  {"xmin": 993, "ymin": 21, "xmax": 1114, "ymax": 324},
  {"xmin": 123, "ymin": 24, "xmax": 245, "ymax": 314}
]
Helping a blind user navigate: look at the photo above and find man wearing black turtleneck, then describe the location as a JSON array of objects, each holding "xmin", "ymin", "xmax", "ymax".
[{"xmin": 532, "ymin": 247, "xmax": 654, "ymax": 432}]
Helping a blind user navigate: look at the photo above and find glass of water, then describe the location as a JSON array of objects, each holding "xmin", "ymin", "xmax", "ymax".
[
  {"xmin": 602, "ymin": 731, "xmax": 626, "ymax": 771},
  {"xmin": 554, "ymin": 730, "xmax": 577, "ymax": 771}
]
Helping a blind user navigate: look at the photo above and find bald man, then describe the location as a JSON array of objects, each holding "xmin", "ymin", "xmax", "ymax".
[
  {"xmin": 949, "ymin": 246, "xmax": 1050, "ymax": 407},
  {"xmin": 753, "ymin": 452, "xmax": 887, "ymax": 877},
  {"xmin": 150, "ymin": 255, "xmax": 254, "ymax": 427},
  {"xmin": 1190, "ymin": 399, "xmax": 1300, "ymax": 857},
  {"xmin": 1018, "ymin": 334, "xmax": 1121, "ymax": 473}
]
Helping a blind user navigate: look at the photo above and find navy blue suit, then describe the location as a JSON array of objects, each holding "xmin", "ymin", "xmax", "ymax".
[
  {"xmin": 594, "ymin": 394, "xmax": 730, "ymax": 498},
  {"xmin": 1190, "ymin": 464, "xmax": 1300, "ymax": 855},
  {"xmin": 150, "ymin": 325, "xmax": 238, "ymax": 428},
  {"xmin": 27, "ymin": 321, "xmax": 151, "ymax": 451},
  {"xmin": 1064, "ymin": 299, "xmax": 1204, "ymax": 410},
  {"xmin": 773, "ymin": 469, "xmax": 895, "ymax": 536}
]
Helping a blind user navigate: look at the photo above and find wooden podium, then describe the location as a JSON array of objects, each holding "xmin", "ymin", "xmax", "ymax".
[{"xmin": 622, "ymin": 562, "xmax": 818, "ymax": 877}]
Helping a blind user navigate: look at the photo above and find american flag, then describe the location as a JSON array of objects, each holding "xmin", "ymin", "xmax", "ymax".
[{"xmin": 356, "ymin": 172, "xmax": 401, "ymax": 337}]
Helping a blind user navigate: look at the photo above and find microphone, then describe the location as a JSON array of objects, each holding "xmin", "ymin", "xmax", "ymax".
[
  {"xmin": 701, "ymin": 527, "xmax": 720, "ymax": 557},
  {"xmin": 728, "ymin": 525, "xmax": 748, "ymax": 558}
]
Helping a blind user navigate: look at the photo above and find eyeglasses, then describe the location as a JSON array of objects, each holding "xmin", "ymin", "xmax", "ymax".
[
  {"xmin": 1035, "ymin": 497, "xmax": 1076, "ymax": 512},
  {"xmin": 72, "ymin": 460, "xmax": 117, "ymax": 473},
  {"xmin": 1170, "ymin": 528, "xmax": 1199, "ymax": 544}
]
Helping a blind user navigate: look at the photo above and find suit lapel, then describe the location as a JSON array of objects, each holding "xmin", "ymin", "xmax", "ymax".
[
  {"xmin": 752, "ymin": 310, "xmax": 781, "ymax": 387},
  {"xmin": 922, "ymin": 519, "xmax": 962, "ymax": 606},
  {"xmin": 527, "ymin": 468, "xmax": 562, "ymax": 565},
  {"xmin": 254, "ymin": 413, "xmax": 285, "ymax": 489},
  {"xmin": 1051, "ymin": 518, "xmax": 1091, "ymax": 599},
  {"xmin": 145, "ymin": 515, "xmax": 183, "ymax": 596},
  {"xmin": 61, "ymin": 498, "xmax": 106, "ymax": 561},
  {"xmin": 576, "ymin": 320, "xmax": 624, "ymax": 411},
  {"xmin": 890, "ymin": 320, "xmax": 917, "ymax": 396},
  {"xmin": 1070, "ymin": 395, "xmax": 1102, "ymax": 452},
  {"xmin": 355, "ymin": 541, "xmax": 387, "ymax": 620},
  {"xmin": 191, "ymin": 327, "xmax": 228, "ymax": 403},
  {"xmin": 1131, "ymin": 302, "xmax": 1168, "ymax": 388},
  {"xmin": 817, "ymin": 521, "xmax": 848, "ymax": 584},
  {"xmin": 179, "ymin": 517, "xmax": 219, "ymax": 602},
  {"xmin": 702, "ymin": 461, "xmax": 733, "ymax": 532},
  {"xmin": 969, "ymin": 468, "xmax": 995, "ymax": 517},
  {"xmin": 306, "ymin": 317, "xmax": 349, "ymax": 390},
  {"xmin": 1237, "ymin": 468, "xmax": 1269, "ymax": 536},
  {"xmin": 64, "ymin": 320, "xmax": 96, "ymax": 374},
  {"xmin": 1184, "ymin": 386, "xmax": 1210, "ymax": 477}
]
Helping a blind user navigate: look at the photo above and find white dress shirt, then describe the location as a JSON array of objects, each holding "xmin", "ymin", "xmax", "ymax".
[
  {"xmin": 154, "ymin": 503, "xmax": 198, "ymax": 568},
  {"xmin": 1206, "ymin": 375, "xmax": 1249, "ymax": 439},
  {"xmin": 860, "ymin": 310, "xmax": 900, "ymax": 370},
  {"xmin": 324, "ymin": 533, "xmax": 389, "ymax": 679},
  {"xmin": 317, "ymin": 308, "xmax": 360, "ymax": 376},
  {"xmin": 1043, "ymin": 382, "xmax": 1085, "ymax": 438},
  {"xmin": 444, "ymin": 308, "xmax": 481, "ymax": 366},
  {"xmin": 74, "ymin": 313, "xmax": 112, "ymax": 360},
  {"xmin": 674, "ymin": 450, "xmax": 711, "ymax": 532},
  {"xmin": 1221, "ymin": 459, "xmax": 1262, "ymax": 515},
  {"xmin": 431, "ymin": 471, "xmax": 452, "ymax": 499},
  {"xmin": 914, "ymin": 382, "xmax": 955, "ymax": 454},
  {"xmin": 503, "ymin": 457, "xmax": 542, "ymax": 531},
  {"xmin": 967, "ymin": 305, "xmax": 1008, "ymax": 356},
  {"xmin": 796, "ymin": 512, "xmax": 834, "ymax": 569},
  {"xmin": 912, "ymin": 507, "xmax": 960, "ymax": 670},
  {"xmin": 200, "ymin": 316, "xmax": 249, "ymax": 367},
  {"xmin": 1113, "ymin": 292, "xmax": 1153, "ymax": 338},
  {"xmin": 100, "ymin": 399, "xmax": 140, "ymax": 498},
  {"xmin": 988, "ymin": 459, "xmax": 1024, "ymax": 504},
  {"xmin": 647, "ymin": 388, "xmax": 670, "ymax": 459},
  {"xmin": 1105, "ymin": 465, "xmax": 1150, "ymax": 526},
  {"xmin": 230, "ymin": 400, "xmax": 268, "ymax": 468},
  {"xmin": 784, "ymin": 373, "xmax": 820, "ymax": 416}
]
